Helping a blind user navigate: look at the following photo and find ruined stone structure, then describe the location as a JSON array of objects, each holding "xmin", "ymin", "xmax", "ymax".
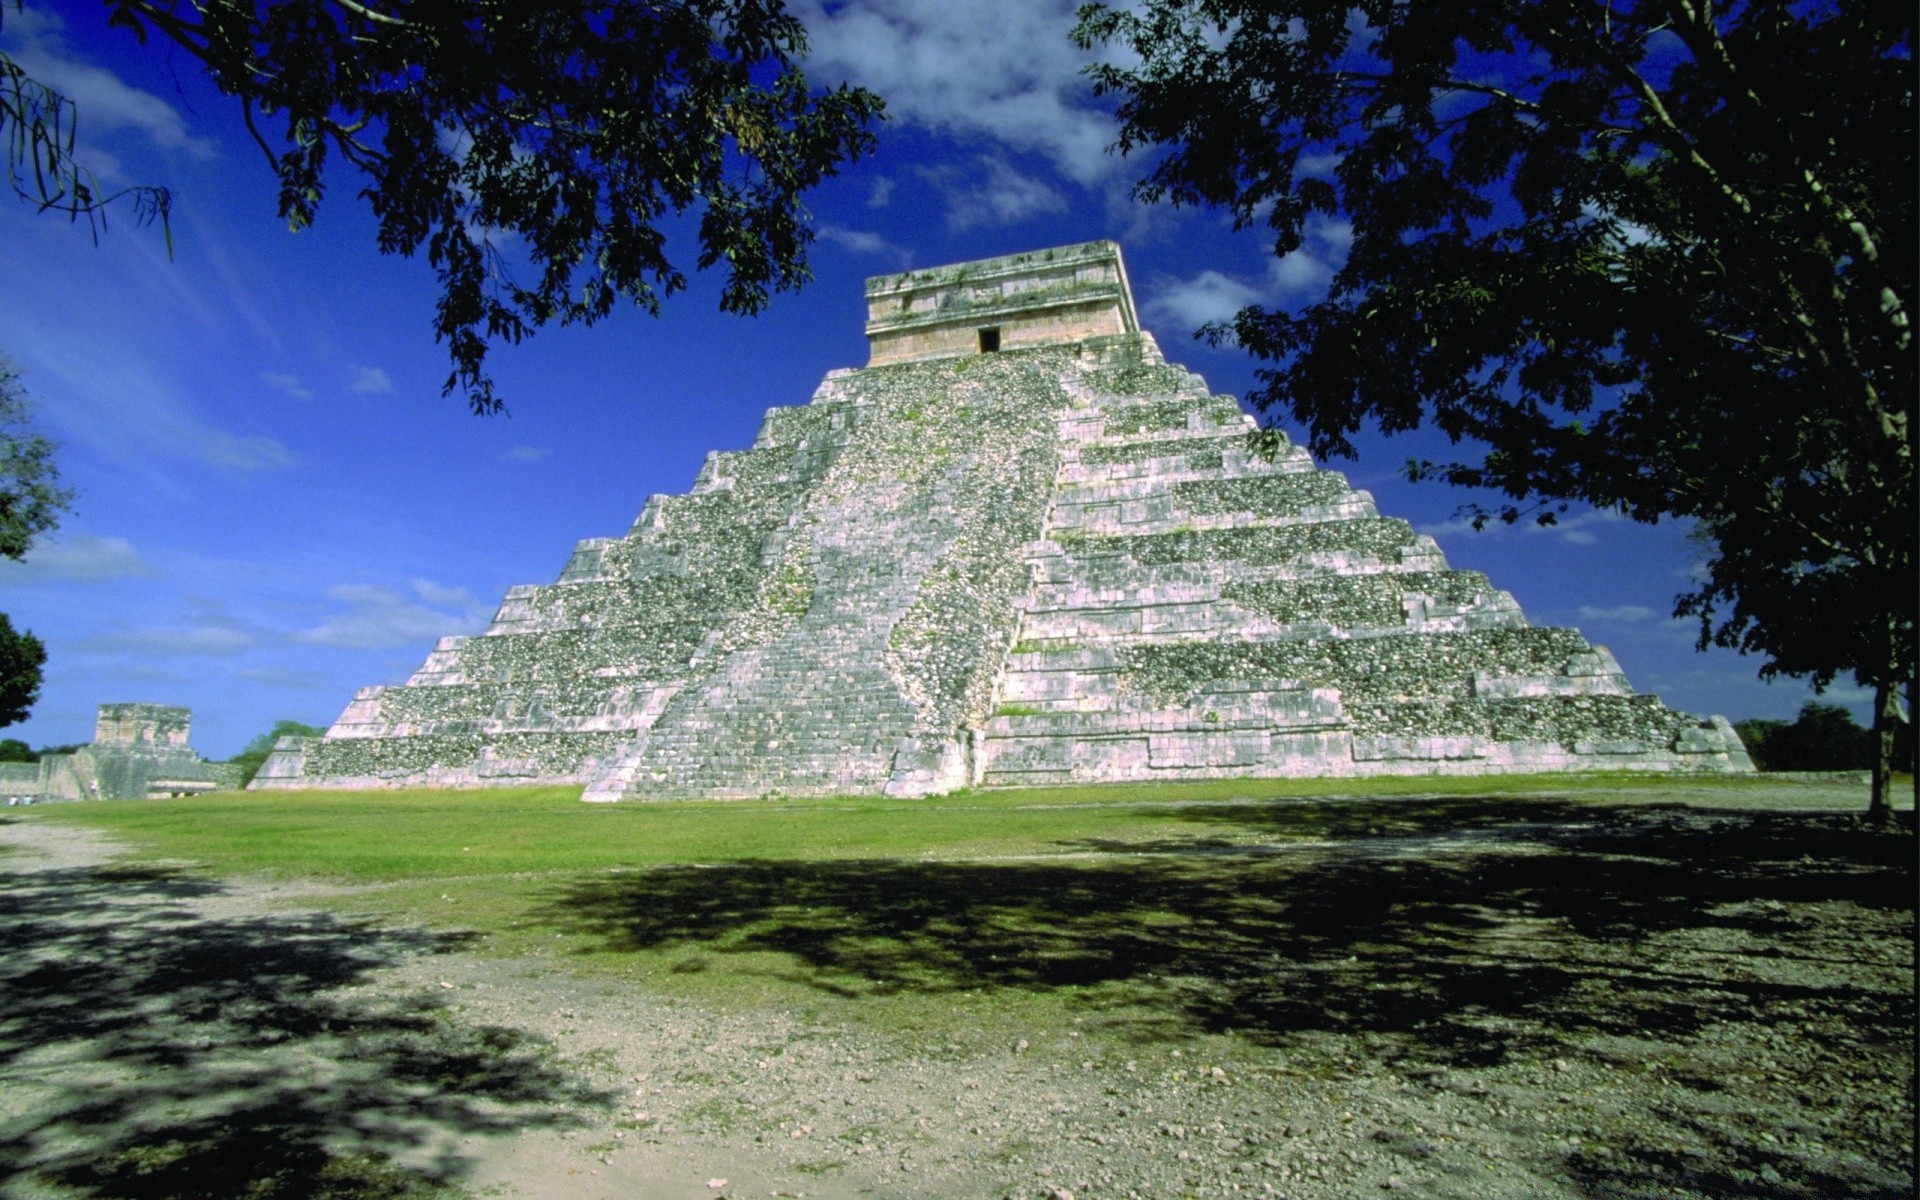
[
  {"xmin": 254, "ymin": 241, "xmax": 1752, "ymax": 798},
  {"xmin": 2, "ymin": 704, "xmax": 243, "ymax": 803}
]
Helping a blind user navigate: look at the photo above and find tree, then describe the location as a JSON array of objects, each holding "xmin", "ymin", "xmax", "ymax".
[
  {"xmin": 0, "ymin": 354, "xmax": 71, "ymax": 560},
  {"xmin": 0, "ymin": 355, "xmax": 69, "ymax": 730},
  {"xmin": 1, "ymin": 0, "xmax": 882, "ymax": 413},
  {"xmin": 227, "ymin": 719, "xmax": 325, "ymax": 786},
  {"xmin": 0, "ymin": 737, "xmax": 32, "ymax": 762},
  {"xmin": 1076, "ymin": 0, "xmax": 1915, "ymax": 818},
  {"xmin": 0, "ymin": 613, "xmax": 46, "ymax": 728}
]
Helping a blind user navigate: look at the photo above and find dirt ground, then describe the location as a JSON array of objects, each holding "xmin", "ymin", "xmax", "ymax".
[{"xmin": 1, "ymin": 783, "xmax": 1913, "ymax": 1200}]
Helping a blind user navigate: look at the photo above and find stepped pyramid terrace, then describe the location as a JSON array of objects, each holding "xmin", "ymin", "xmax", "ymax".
[{"xmin": 253, "ymin": 241, "xmax": 1753, "ymax": 799}]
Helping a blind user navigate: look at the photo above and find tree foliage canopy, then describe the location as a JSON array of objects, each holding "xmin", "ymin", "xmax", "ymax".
[
  {"xmin": 0, "ymin": 612, "xmax": 45, "ymax": 729},
  {"xmin": 1077, "ymin": 0, "xmax": 1915, "ymax": 805},
  {"xmin": 0, "ymin": 357, "xmax": 67, "ymax": 732},
  {"xmin": 3, "ymin": 0, "xmax": 882, "ymax": 412},
  {"xmin": 0, "ymin": 354, "xmax": 71, "ymax": 562}
]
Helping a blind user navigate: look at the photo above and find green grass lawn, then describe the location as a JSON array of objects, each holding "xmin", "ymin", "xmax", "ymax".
[
  {"xmin": 22, "ymin": 771, "xmax": 1780, "ymax": 880},
  {"xmin": 20, "ymin": 772, "xmax": 1876, "ymax": 1038}
]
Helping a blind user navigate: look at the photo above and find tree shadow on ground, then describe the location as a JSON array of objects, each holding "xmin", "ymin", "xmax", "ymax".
[
  {"xmin": 540, "ymin": 799, "xmax": 1915, "ymax": 1196},
  {"xmin": 538, "ymin": 799, "xmax": 1913, "ymax": 1066},
  {"xmin": 0, "ymin": 829, "xmax": 592, "ymax": 1199}
]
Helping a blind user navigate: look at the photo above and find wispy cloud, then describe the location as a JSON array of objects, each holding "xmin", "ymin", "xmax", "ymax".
[
  {"xmin": 296, "ymin": 580, "xmax": 491, "ymax": 650},
  {"xmin": 1, "ymin": 9, "xmax": 218, "ymax": 166},
  {"xmin": 198, "ymin": 431, "xmax": 297, "ymax": 472},
  {"xmin": 232, "ymin": 665, "xmax": 338, "ymax": 692},
  {"xmin": 817, "ymin": 223, "xmax": 913, "ymax": 267},
  {"xmin": 917, "ymin": 156, "xmax": 1068, "ymax": 232},
  {"xmin": 866, "ymin": 176, "xmax": 896, "ymax": 208},
  {"xmin": 0, "ymin": 298, "xmax": 302, "ymax": 480},
  {"xmin": 350, "ymin": 366, "xmax": 393, "ymax": 394},
  {"xmin": 261, "ymin": 371, "xmax": 313, "ymax": 400},
  {"xmin": 0, "ymin": 533, "xmax": 155, "ymax": 582},
  {"xmin": 76, "ymin": 601, "xmax": 254, "ymax": 658},
  {"xmin": 1577, "ymin": 604, "xmax": 1658, "ymax": 623},
  {"xmin": 505, "ymin": 445, "xmax": 551, "ymax": 462}
]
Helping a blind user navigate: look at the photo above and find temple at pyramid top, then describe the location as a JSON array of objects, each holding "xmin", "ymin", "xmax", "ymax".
[
  {"xmin": 864, "ymin": 240, "xmax": 1140, "ymax": 365},
  {"xmin": 253, "ymin": 241, "xmax": 1752, "ymax": 799}
]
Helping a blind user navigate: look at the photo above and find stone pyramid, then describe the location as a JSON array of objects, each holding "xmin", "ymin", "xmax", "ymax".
[{"xmin": 254, "ymin": 241, "xmax": 1752, "ymax": 798}]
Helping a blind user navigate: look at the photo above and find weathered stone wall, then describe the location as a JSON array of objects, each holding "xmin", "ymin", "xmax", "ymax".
[
  {"xmin": 94, "ymin": 703, "xmax": 192, "ymax": 747},
  {"xmin": 12, "ymin": 704, "xmax": 239, "ymax": 801},
  {"xmin": 864, "ymin": 241, "xmax": 1138, "ymax": 367}
]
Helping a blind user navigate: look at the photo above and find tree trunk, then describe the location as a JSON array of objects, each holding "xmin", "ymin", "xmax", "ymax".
[{"xmin": 1867, "ymin": 680, "xmax": 1894, "ymax": 824}]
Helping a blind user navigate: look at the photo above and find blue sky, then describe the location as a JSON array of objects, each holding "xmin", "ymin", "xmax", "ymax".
[{"xmin": 0, "ymin": 0, "xmax": 1858, "ymax": 758}]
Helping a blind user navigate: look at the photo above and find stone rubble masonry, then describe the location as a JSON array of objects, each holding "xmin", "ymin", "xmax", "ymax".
[
  {"xmin": 252, "ymin": 240, "xmax": 1753, "ymax": 798},
  {"xmin": 3, "ymin": 704, "xmax": 244, "ymax": 803}
]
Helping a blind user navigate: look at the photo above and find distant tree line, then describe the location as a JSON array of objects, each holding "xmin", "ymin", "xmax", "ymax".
[{"xmin": 1734, "ymin": 703, "xmax": 1914, "ymax": 775}]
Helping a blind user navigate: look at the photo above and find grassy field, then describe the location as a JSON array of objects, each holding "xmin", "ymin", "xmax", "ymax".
[
  {"xmin": 23, "ymin": 772, "xmax": 1852, "ymax": 1029},
  {"xmin": 10, "ymin": 775, "xmax": 1910, "ymax": 1200},
  {"xmin": 23, "ymin": 771, "xmax": 1795, "ymax": 880}
]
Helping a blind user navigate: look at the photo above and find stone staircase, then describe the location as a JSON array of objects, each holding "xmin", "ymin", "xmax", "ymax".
[{"xmin": 975, "ymin": 356, "xmax": 1740, "ymax": 785}]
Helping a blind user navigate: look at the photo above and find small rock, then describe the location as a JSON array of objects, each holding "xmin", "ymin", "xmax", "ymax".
[
  {"xmin": 1553, "ymin": 1058, "xmax": 1571, "ymax": 1073},
  {"xmin": 1051, "ymin": 1190, "xmax": 1076, "ymax": 1200},
  {"xmin": 1015, "ymin": 1039, "xmax": 1030, "ymax": 1054},
  {"xmin": 438, "ymin": 981, "xmax": 454, "ymax": 989},
  {"xmin": 706, "ymin": 1179, "xmax": 729, "ymax": 1190}
]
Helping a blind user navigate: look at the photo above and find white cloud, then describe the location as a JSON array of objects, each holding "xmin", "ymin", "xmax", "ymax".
[
  {"xmin": 1143, "ymin": 270, "xmax": 1263, "ymax": 333},
  {"xmin": 1577, "ymin": 604, "xmax": 1658, "ymax": 624},
  {"xmin": 2, "ymin": 11, "xmax": 217, "ymax": 164},
  {"xmin": 918, "ymin": 156, "xmax": 1068, "ymax": 232},
  {"xmin": 795, "ymin": 0, "xmax": 1117, "ymax": 184},
  {"xmin": 0, "ymin": 533, "xmax": 154, "ymax": 582},
  {"xmin": 350, "ymin": 366, "xmax": 393, "ymax": 394},
  {"xmin": 1142, "ymin": 216, "xmax": 1354, "ymax": 338},
  {"xmin": 867, "ymin": 176, "xmax": 896, "ymax": 208},
  {"xmin": 1269, "ymin": 249, "xmax": 1332, "ymax": 300},
  {"xmin": 505, "ymin": 445, "xmax": 551, "ymax": 462},
  {"xmin": 1268, "ymin": 217, "xmax": 1353, "ymax": 303},
  {"xmin": 261, "ymin": 371, "xmax": 313, "ymax": 400},
  {"xmin": 198, "ymin": 431, "xmax": 297, "ymax": 471},
  {"xmin": 1543, "ymin": 510, "xmax": 1625, "ymax": 546},
  {"xmin": 296, "ymin": 579, "xmax": 491, "ymax": 649},
  {"xmin": 817, "ymin": 223, "xmax": 913, "ymax": 266}
]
